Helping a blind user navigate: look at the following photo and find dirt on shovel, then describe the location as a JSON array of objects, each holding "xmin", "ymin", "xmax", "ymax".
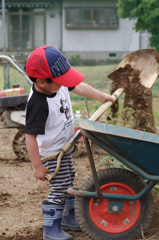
[{"xmin": 108, "ymin": 64, "xmax": 157, "ymax": 133}]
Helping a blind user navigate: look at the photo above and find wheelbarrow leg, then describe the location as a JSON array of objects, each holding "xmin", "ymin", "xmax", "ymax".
[{"xmin": 84, "ymin": 136, "xmax": 103, "ymax": 198}]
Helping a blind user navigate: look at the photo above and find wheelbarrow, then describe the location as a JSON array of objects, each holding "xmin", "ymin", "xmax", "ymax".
[
  {"xmin": 67, "ymin": 119, "xmax": 159, "ymax": 240},
  {"xmin": 41, "ymin": 49, "xmax": 159, "ymax": 240}
]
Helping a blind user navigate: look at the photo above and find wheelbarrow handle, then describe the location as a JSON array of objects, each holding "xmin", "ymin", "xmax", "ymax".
[{"xmin": 44, "ymin": 88, "xmax": 124, "ymax": 182}]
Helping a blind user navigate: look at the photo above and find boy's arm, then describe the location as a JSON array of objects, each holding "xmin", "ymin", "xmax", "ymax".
[
  {"xmin": 25, "ymin": 134, "xmax": 49, "ymax": 181},
  {"xmin": 71, "ymin": 83, "xmax": 115, "ymax": 104}
]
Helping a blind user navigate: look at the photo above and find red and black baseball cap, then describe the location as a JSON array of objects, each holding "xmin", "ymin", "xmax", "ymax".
[{"xmin": 25, "ymin": 45, "xmax": 85, "ymax": 87}]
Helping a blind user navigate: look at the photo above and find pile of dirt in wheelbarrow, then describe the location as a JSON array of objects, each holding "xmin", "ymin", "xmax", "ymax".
[{"xmin": 108, "ymin": 64, "xmax": 157, "ymax": 133}]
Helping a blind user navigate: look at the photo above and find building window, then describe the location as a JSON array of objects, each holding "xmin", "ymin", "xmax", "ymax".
[
  {"xmin": 65, "ymin": 8, "xmax": 118, "ymax": 29},
  {"xmin": 8, "ymin": 12, "xmax": 46, "ymax": 50}
]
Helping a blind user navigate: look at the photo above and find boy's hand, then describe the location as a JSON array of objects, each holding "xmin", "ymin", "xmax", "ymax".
[
  {"xmin": 33, "ymin": 164, "xmax": 50, "ymax": 181},
  {"xmin": 101, "ymin": 93, "xmax": 116, "ymax": 104}
]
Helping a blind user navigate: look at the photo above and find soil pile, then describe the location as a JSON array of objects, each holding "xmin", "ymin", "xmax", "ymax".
[{"xmin": 108, "ymin": 64, "xmax": 157, "ymax": 133}]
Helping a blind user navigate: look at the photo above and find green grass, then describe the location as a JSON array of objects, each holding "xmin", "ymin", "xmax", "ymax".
[
  {"xmin": 74, "ymin": 64, "xmax": 116, "ymax": 90},
  {"xmin": 152, "ymin": 78, "xmax": 159, "ymax": 98},
  {"xmin": 0, "ymin": 64, "xmax": 117, "ymax": 94},
  {"xmin": 70, "ymin": 64, "xmax": 117, "ymax": 100},
  {"xmin": 95, "ymin": 155, "xmax": 132, "ymax": 171},
  {"xmin": 154, "ymin": 113, "xmax": 159, "ymax": 126}
]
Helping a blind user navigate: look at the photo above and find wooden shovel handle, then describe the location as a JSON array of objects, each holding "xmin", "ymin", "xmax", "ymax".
[{"xmin": 89, "ymin": 88, "xmax": 124, "ymax": 121}]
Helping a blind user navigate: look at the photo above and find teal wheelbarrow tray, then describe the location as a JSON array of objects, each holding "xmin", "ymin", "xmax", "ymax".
[{"xmin": 67, "ymin": 119, "xmax": 159, "ymax": 240}]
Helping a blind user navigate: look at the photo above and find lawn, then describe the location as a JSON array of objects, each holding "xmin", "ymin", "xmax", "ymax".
[
  {"xmin": 0, "ymin": 62, "xmax": 159, "ymax": 130},
  {"xmin": 0, "ymin": 63, "xmax": 117, "ymax": 94}
]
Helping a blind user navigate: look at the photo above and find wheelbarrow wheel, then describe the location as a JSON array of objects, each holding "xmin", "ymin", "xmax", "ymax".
[
  {"xmin": 75, "ymin": 168, "xmax": 154, "ymax": 240},
  {"xmin": 13, "ymin": 129, "xmax": 30, "ymax": 161}
]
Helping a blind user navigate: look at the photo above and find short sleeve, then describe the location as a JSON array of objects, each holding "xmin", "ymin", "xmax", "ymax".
[
  {"xmin": 68, "ymin": 86, "xmax": 75, "ymax": 91},
  {"xmin": 26, "ymin": 93, "xmax": 49, "ymax": 135}
]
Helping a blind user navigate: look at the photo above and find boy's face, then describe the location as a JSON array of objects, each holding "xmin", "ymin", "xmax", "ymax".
[{"xmin": 36, "ymin": 78, "xmax": 61, "ymax": 94}]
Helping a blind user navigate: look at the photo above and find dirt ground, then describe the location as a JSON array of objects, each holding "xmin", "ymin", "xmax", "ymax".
[{"xmin": 1, "ymin": 125, "xmax": 159, "ymax": 240}]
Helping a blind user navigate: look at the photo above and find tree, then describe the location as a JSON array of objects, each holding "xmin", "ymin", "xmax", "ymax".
[{"xmin": 117, "ymin": 0, "xmax": 159, "ymax": 52}]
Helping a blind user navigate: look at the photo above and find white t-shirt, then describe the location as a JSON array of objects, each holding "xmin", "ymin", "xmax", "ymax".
[{"xmin": 26, "ymin": 85, "xmax": 74, "ymax": 157}]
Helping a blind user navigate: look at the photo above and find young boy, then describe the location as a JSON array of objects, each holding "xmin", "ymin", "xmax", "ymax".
[{"xmin": 25, "ymin": 45, "xmax": 115, "ymax": 240}]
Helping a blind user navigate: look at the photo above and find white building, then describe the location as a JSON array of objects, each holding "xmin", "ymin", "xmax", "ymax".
[{"xmin": 0, "ymin": 0, "xmax": 150, "ymax": 62}]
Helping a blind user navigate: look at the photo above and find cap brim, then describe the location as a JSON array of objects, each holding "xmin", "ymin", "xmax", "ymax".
[{"xmin": 50, "ymin": 67, "xmax": 85, "ymax": 87}]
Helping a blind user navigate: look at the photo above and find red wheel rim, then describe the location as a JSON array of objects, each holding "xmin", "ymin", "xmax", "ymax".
[{"xmin": 89, "ymin": 182, "xmax": 141, "ymax": 233}]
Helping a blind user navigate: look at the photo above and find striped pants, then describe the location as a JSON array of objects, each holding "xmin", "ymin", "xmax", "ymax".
[{"xmin": 42, "ymin": 153, "xmax": 75, "ymax": 204}]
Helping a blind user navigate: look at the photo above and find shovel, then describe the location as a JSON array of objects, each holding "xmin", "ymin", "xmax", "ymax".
[
  {"xmin": 112, "ymin": 49, "xmax": 159, "ymax": 88},
  {"xmin": 44, "ymin": 49, "xmax": 159, "ymax": 182}
]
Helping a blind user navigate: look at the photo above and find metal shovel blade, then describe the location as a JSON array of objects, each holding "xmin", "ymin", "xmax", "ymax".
[{"xmin": 114, "ymin": 49, "xmax": 159, "ymax": 88}]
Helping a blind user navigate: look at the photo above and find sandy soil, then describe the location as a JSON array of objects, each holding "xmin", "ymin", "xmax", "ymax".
[{"xmin": 0, "ymin": 128, "xmax": 159, "ymax": 240}]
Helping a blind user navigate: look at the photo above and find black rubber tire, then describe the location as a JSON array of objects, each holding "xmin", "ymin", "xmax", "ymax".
[{"xmin": 75, "ymin": 168, "xmax": 154, "ymax": 240}]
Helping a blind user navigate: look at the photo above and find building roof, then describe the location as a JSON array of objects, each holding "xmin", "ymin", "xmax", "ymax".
[{"xmin": 1, "ymin": 0, "xmax": 55, "ymax": 8}]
